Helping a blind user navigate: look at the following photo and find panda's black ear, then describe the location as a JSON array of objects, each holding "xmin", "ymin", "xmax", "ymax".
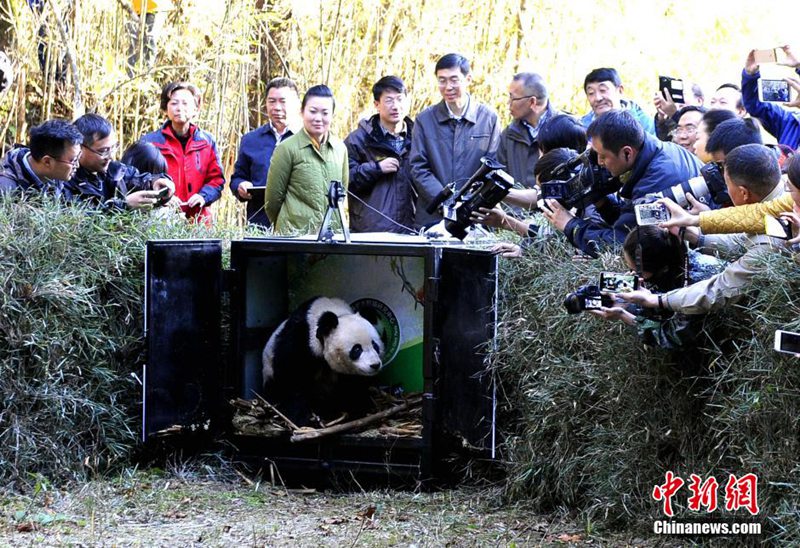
[
  {"xmin": 316, "ymin": 311, "xmax": 339, "ymax": 343},
  {"xmin": 358, "ymin": 307, "xmax": 379, "ymax": 326}
]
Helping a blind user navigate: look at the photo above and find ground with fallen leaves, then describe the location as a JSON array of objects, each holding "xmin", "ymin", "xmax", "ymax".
[{"xmin": 0, "ymin": 467, "xmax": 670, "ymax": 546}]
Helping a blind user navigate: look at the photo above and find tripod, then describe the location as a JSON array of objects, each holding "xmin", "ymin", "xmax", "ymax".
[{"xmin": 317, "ymin": 181, "xmax": 351, "ymax": 243}]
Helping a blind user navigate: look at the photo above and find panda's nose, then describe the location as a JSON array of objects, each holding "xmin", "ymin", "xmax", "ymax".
[{"xmin": 370, "ymin": 362, "xmax": 381, "ymax": 371}]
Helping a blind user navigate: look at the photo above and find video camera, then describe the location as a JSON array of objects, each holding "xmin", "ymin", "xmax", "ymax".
[
  {"xmin": 539, "ymin": 149, "xmax": 619, "ymax": 211},
  {"xmin": 425, "ymin": 156, "xmax": 514, "ymax": 240},
  {"xmin": 564, "ymin": 272, "xmax": 639, "ymax": 314},
  {"xmin": 646, "ymin": 162, "xmax": 730, "ymax": 209}
]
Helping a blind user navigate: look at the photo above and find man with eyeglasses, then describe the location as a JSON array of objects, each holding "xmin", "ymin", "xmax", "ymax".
[
  {"xmin": 69, "ymin": 113, "xmax": 174, "ymax": 211},
  {"xmin": 0, "ymin": 119, "xmax": 82, "ymax": 197},
  {"xmin": 497, "ymin": 72, "xmax": 558, "ymax": 190},
  {"xmin": 344, "ymin": 75, "xmax": 415, "ymax": 233},
  {"xmin": 409, "ymin": 53, "xmax": 500, "ymax": 228},
  {"xmin": 672, "ymin": 106, "xmax": 707, "ymax": 154}
]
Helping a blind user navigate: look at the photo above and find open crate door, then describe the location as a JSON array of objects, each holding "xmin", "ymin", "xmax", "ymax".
[
  {"xmin": 143, "ymin": 240, "xmax": 223, "ymax": 441},
  {"xmin": 434, "ymin": 248, "xmax": 498, "ymax": 456}
]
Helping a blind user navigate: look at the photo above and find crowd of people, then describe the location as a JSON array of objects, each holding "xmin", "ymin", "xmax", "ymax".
[{"xmin": 2, "ymin": 45, "xmax": 800, "ymax": 350}]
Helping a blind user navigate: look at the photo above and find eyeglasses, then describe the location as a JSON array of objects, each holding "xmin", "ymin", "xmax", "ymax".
[
  {"xmin": 51, "ymin": 152, "xmax": 81, "ymax": 167},
  {"xmin": 674, "ymin": 126, "xmax": 698, "ymax": 137},
  {"xmin": 437, "ymin": 76, "xmax": 465, "ymax": 87},
  {"xmin": 82, "ymin": 142, "xmax": 119, "ymax": 159},
  {"xmin": 508, "ymin": 94, "xmax": 535, "ymax": 102}
]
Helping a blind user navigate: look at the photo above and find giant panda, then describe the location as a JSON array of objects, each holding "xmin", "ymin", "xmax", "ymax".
[{"xmin": 261, "ymin": 296, "xmax": 385, "ymax": 426}]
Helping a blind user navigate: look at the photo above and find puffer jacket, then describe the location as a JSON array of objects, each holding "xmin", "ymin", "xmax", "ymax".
[
  {"xmin": 69, "ymin": 161, "xmax": 166, "ymax": 211},
  {"xmin": 344, "ymin": 115, "xmax": 415, "ymax": 233},
  {"xmin": 141, "ymin": 121, "xmax": 225, "ymax": 223},
  {"xmin": 0, "ymin": 146, "xmax": 73, "ymax": 198},
  {"xmin": 564, "ymin": 134, "xmax": 702, "ymax": 255},
  {"xmin": 698, "ymin": 193, "xmax": 794, "ymax": 235},
  {"xmin": 265, "ymin": 129, "xmax": 349, "ymax": 235}
]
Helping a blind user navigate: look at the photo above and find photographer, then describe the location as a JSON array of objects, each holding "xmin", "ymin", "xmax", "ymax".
[
  {"xmin": 742, "ymin": 45, "xmax": 800, "ymax": 149},
  {"xmin": 472, "ymin": 148, "xmax": 578, "ymax": 240},
  {"xmin": 590, "ymin": 226, "xmax": 723, "ymax": 349},
  {"xmin": 542, "ymin": 110, "xmax": 702, "ymax": 256},
  {"xmin": 659, "ymin": 154, "xmax": 800, "ymax": 243},
  {"xmin": 616, "ymin": 144, "xmax": 786, "ymax": 315}
]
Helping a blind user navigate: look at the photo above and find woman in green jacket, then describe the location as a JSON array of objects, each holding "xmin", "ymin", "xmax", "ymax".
[{"xmin": 265, "ymin": 85, "xmax": 349, "ymax": 235}]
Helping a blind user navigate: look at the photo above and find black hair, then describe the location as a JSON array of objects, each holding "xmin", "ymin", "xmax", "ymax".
[
  {"xmin": 724, "ymin": 144, "xmax": 780, "ymax": 199},
  {"xmin": 586, "ymin": 110, "xmax": 644, "ymax": 154},
  {"xmin": 372, "ymin": 75, "xmax": 406, "ymax": 101},
  {"xmin": 706, "ymin": 118, "xmax": 762, "ymax": 156},
  {"xmin": 713, "ymin": 83, "xmax": 744, "ymax": 111},
  {"xmin": 676, "ymin": 105, "xmax": 707, "ymax": 120},
  {"xmin": 73, "ymin": 113, "xmax": 113, "ymax": 146},
  {"xmin": 534, "ymin": 147, "xmax": 578, "ymax": 183},
  {"xmin": 120, "ymin": 141, "xmax": 167, "ymax": 175},
  {"xmin": 301, "ymin": 84, "xmax": 336, "ymax": 112},
  {"xmin": 512, "ymin": 72, "xmax": 548, "ymax": 101},
  {"xmin": 787, "ymin": 154, "xmax": 800, "ymax": 189},
  {"xmin": 538, "ymin": 114, "xmax": 587, "ymax": 154},
  {"xmin": 701, "ymin": 108, "xmax": 737, "ymax": 135},
  {"xmin": 434, "ymin": 53, "xmax": 470, "ymax": 76},
  {"xmin": 160, "ymin": 81, "xmax": 202, "ymax": 111},
  {"xmin": 266, "ymin": 77, "xmax": 298, "ymax": 96},
  {"xmin": 583, "ymin": 67, "xmax": 622, "ymax": 91},
  {"xmin": 623, "ymin": 226, "xmax": 685, "ymax": 292},
  {"xmin": 28, "ymin": 119, "xmax": 83, "ymax": 161}
]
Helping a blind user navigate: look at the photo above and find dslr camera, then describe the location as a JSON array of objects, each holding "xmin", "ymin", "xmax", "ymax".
[
  {"xmin": 564, "ymin": 272, "xmax": 639, "ymax": 314},
  {"xmin": 564, "ymin": 284, "xmax": 612, "ymax": 314},
  {"xmin": 647, "ymin": 162, "xmax": 730, "ymax": 209},
  {"xmin": 426, "ymin": 156, "xmax": 514, "ymax": 240},
  {"xmin": 539, "ymin": 149, "xmax": 620, "ymax": 210}
]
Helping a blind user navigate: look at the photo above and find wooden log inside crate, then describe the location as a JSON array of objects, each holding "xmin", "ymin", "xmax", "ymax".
[{"xmin": 290, "ymin": 396, "xmax": 423, "ymax": 443}]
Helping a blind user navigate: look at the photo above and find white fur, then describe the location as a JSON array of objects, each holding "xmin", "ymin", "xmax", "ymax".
[{"xmin": 262, "ymin": 297, "xmax": 385, "ymax": 387}]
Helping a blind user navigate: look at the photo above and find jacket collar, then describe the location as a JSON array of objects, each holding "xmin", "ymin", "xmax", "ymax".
[{"xmin": 433, "ymin": 95, "xmax": 480, "ymax": 124}]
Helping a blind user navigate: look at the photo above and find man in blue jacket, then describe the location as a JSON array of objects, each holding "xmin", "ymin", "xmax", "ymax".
[
  {"xmin": 541, "ymin": 110, "xmax": 703, "ymax": 256},
  {"xmin": 741, "ymin": 46, "xmax": 800, "ymax": 150},
  {"xmin": 230, "ymin": 77, "xmax": 300, "ymax": 227},
  {"xmin": 580, "ymin": 67, "xmax": 655, "ymax": 136}
]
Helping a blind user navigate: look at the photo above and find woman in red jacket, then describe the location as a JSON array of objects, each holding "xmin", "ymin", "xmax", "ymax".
[{"xmin": 141, "ymin": 81, "xmax": 225, "ymax": 223}]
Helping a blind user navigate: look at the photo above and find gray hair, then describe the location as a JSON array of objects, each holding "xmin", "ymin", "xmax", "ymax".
[{"xmin": 513, "ymin": 72, "xmax": 548, "ymax": 101}]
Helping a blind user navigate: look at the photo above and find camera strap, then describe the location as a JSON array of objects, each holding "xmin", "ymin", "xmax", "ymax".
[{"xmin": 679, "ymin": 227, "xmax": 690, "ymax": 287}]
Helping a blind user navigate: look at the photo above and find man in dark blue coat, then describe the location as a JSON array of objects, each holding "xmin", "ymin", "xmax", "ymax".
[
  {"xmin": 541, "ymin": 110, "xmax": 703, "ymax": 256},
  {"xmin": 230, "ymin": 77, "xmax": 300, "ymax": 227},
  {"xmin": 0, "ymin": 119, "xmax": 82, "ymax": 198}
]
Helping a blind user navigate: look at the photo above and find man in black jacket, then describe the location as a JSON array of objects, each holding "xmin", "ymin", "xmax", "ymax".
[
  {"xmin": 344, "ymin": 75, "xmax": 415, "ymax": 233},
  {"xmin": 71, "ymin": 113, "xmax": 173, "ymax": 211},
  {"xmin": 0, "ymin": 119, "xmax": 82, "ymax": 198}
]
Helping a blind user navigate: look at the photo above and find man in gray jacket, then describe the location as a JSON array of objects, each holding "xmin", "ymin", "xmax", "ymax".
[
  {"xmin": 617, "ymin": 144, "xmax": 785, "ymax": 314},
  {"xmin": 497, "ymin": 72, "xmax": 558, "ymax": 189},
  {"xmin": 409, "ymin": 53, "xmax": 500, "ymax": 228}
]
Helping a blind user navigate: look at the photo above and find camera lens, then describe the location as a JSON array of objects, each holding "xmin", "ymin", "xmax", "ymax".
[{"xmin": 563, "ymin": 293, "xmax": 584, "ymax": 314}]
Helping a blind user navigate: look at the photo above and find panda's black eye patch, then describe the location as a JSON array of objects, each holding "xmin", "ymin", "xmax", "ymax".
[
  {"xmin": 372, "ymin": 341, "xmax": 380, "ymax": 353},
  {"xmin": 349, "ymin": 344, "xmax": 363, "ymax": 361}
]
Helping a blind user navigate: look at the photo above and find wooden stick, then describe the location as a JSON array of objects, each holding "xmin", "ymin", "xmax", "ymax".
[
  {"xmin": 290, "ymin": 397, "xmax": 422, "ymax": 443},
  {"xmin": 252, "ymin": 392, "xmax": 300, "ymax": 432}
]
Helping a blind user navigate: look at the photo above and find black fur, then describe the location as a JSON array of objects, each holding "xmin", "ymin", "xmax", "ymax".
[{"xmin": 263, "ymin": 297, "xmax": 376, "ymax": 426}]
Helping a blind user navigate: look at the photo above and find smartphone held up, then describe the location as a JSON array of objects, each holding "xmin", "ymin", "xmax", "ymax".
[{"xmin": 635, "ymin": 203, "xmax": 671, "ymax": 226}]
